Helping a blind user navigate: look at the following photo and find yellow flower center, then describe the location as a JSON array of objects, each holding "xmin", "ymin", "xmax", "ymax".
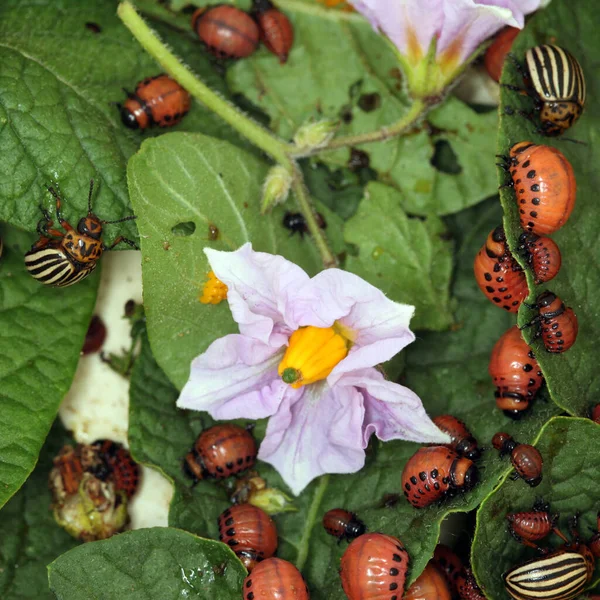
[
  {"xmin": 278, "ymin": 325, "xmax": 351, "ymax": 389},
  {"xmin": 199, "ymin": 271, "xmax": 228, "ymax": 304}
]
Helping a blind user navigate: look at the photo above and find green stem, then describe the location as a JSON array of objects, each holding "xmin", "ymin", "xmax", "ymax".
[
  {"xmin": 295, "ymin": 474, "xmax": 330, "ymax": 571},
  {"xmin": 291, "ymin": 167, "xmax": 337, "ymax": 267},
  {"xmin": 118, "ymin": 1, "xmax": 291, "ymax": 166},
  {"xmin": 304, "ymin": 98, "xmax": 428, "ymax": 156}
]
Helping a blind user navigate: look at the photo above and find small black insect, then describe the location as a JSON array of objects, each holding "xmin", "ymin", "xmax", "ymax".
[{"xmin": 282, "ymin": 211, "xmax": 326, "ymax": 237}]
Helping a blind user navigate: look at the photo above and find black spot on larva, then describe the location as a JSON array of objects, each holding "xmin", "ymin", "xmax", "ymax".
[
  {"xmin": 493, "ymin": 264, "xmax": 501, "ymax": 272},
  {"xmin": 531, "ymin": 184, "xmax": 540, "ymax": 192},
  {"xmin": 442, "ymin": 477, "xmax": 449, "ymax": 484},
  {"xmin": 523, "ymin": 364, "xmax": 533, "ymax": 372},
  {"xmin": 226, "ymin": 528, "xmax": 235, "ymax": 536},
  {"xmin": 434, "ymin": 482, "xmax": 440, "ymax": 490},
  {"xmin": 555, "ymin": 331, "xmax": 562, "ymax": 337},
  {"xmin": 390, "ymin": 583, "xmax": 398, "ymax": 591},
  {"xmin": 519, "ymin": 189, "xmax": 525, "ymax": 194},
  {"xmin": 410, "ymin": 476, "xmax": 418, "ymax": 485},
  {"xmin": 246, "ymin": 580, "xmax": 252, "ymax": 588},
  {"xmin": 530, "ymin": 211, "xmax": 538, "ymax": 218},
  {"xmin": 512, "ymin": 301, "xmax": 519, "ymax": 306},
  {"xmin": 237, "ymin": 458, "xmax": 244, "ymax": 465},
  {"xmin": 390, "ymin": 568, "xmax": 399, "ymax": 576},
  {"xmin": 228, "ymin": 539, "xmax": 238, "ymax": 546},
  {"xmin": 552, "ymin": 323, "xmax": 559, "ymax": 330},
  {"xmin": 527, "ymin": 170, "xmax": 536, "ymax": 178},
  {"xmin": 557, "ymin": 339, "xmax": 564, "ymax": 345},
  {"xmin": 520, "ymin": 209, "xmax": 526, "ymax": 214},
  {"xmin": 504, "ymin": 294, "xmax": 512, "ymax": 300},
  {"xmin": 493, "ymin": 297, "xmax": 501, "ymax": 303},
  {"xmin": 486, "ymin": 286, "xmax": 495, "ymax": 293},
  {"xmin": 497, "ymin": 276, "xmax": 504, "ymax": 282},
  {"xmin": 484, "ymin": 273, "xmax": 492, "ymax": 281},
  {"xmin": 529, "ymin": 379, "xmax": 537, "ymax": 386},
  {"xmin": 393, "ymin": 554, "xmax": 402, "ymax": 562},
  {"xmin": 418, "ymin": 489, "xmax": 424, "ymax": 495},
  {"xmin": 405, "ymin": 483, "xmax": 411, "ymax": 491},
  {"xmin": 226, "ymin": 461, "xmax": 234, "ymax": 469},
  {"xmin": 419, "ymin": 471, "xmax": 427, "ymax": 481},
  {"xmin": 431, "ymin": 469, "xmax": 438, "ymax": 478},
  {"xmin": 528, "ymin": 221, "xmax": 535, "ymax": 227},
  {"xmin": 247, "ymin": 593, "xmax": 254, "ymax": 600},
  {"xmin": 216, "ymin": 466, "xmax": 224, "ymax": 473},
  {"xmin": 532, "ymin": 198, "xmax": 540, "ymax": 205},
  {"xmin": 425, "ymin": 484, "xmax": 431, "ymax": 492},
  {"xmin": 174, "ymin": 112, "xmax": 181, "ymax": 120},
  {"xmin": 164, "ymin": 114, "xmax": 172, "ymax": 122},
  {"xmin": 499, "ymin": 287, "xmax": 508, "ymax": 292},
  {"xmin": 225, "ymin": 517, "xmax": 234, "ymax": 526}
]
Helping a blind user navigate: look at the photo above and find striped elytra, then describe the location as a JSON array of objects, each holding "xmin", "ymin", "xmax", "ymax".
[
  {"xmin": 520, "ymin": 233, "xmax": 562, "ymax": 284},
  {"xmin": 183, "ymin": 424, "xmax": 257, "ymax": 483},
  {"xmin": 473, "ymin": 226, "xmax": 528, "ymax": 313},
  {"xmin": 218, "ymin": 504, "xmax": 277, "ymax": 571},
  {"xmin": 25, "ymin": 180, "xmax": 137, "ymax": 287},
  {"xmin": 402, "ymin": 447, "xmax": 478, "ymax": 509},
  {"xmin": 340, "ymin": 533, "xmax": 409, "ymax": 600},
  {"xmin": 192, "ymin": 5, "xmax": 259, "ymax": 59},
  {"xmin": 404, "ymin": 562, "xmax": 451, "ymax": 600},
  {"xmin": 433, "ymin": 415, "xmax": 480, "ymax": 460},
  {"xmin": 504, "ymin": 550, "xmax": 593, "ymax": 600},
  {"xmin": 506, "ymin": 142, "xmax": 576, "ymax": 235},
  {"xmin": 533, "ymin": 291, "xmax": 578, "ymax": 353},
  {"xmin": 243, "ymin": 558, "xmax": 309, "ymax": 600},
  {"xmin": 488, "ymin": 325, "xmax": 543, "ymax": 418},
  {"xmin": 507, "ymin": 501, "xmax": 558, "ymax": 548},
  {"xmin": 322, "ymin": 508, "xmax": 366, "ymax": 542},
  {"xmin": 120, "ymin": 75, "xmax": 190, "ymax": 130},
  {"xmin": 492, "ymin": 433, "xmax": 543, "ymax": 487},
  {"xmin": 525, "ymin": 45, "xmax": 586, "ymax": 136}
]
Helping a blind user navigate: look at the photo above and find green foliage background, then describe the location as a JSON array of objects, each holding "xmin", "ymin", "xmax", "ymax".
[{"xmin": 0, "ymin": 0, "xmax": 598, "ymax": 598}]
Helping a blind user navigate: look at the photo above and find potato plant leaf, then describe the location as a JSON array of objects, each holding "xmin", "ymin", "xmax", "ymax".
[
  {"xmin": 497, "ymin": 0, "xmax": 598, "ymax": 417},
  {"xmin": 48, "ymin": 527, "xmax": 246, "ymax": 599},
  {"xmin": 0, "ymin": 227, "xmax": 97, "ymax": 509}
]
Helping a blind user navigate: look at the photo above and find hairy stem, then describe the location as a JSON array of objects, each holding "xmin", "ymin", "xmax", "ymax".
[{"xmin": 305, "ymin": 98, "xmax": 428, "ymax": 156}]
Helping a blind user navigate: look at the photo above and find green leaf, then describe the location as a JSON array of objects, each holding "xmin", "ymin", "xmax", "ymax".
[
  {"xmin": 0, "ymin": 227, "xmax": 97, "ymax": 508},
  {"xmin": 227, "ymin": 3, "xmax": 499, "ymax": 216},
  {"xmin": 497, "ymin": 0, "xmax": 598, "ymax": 417},
  {"xmin": 472, "ymin": 417, "xmax": 600, "ymax": 600},
  {"xmin": 0, "ymin": 423, "xmax": 79, "ymax": 600},
  {"xmin": 48, "ymin": 527, "xmax": 246, "ymax": 599},
  {"xmin": 127, "ymin": 132, "xmax": 321, "ymax": 390},
  {"xmin": 344, "ymin": 181, "xmax": 454, "ymax": 331},
  {"xmin": 128, "ymin": 199, "xmax": 560, "ymax": 598},
  {"xmin": 0, "ymin": 0, "xmax": 248, "ymax": 237}
]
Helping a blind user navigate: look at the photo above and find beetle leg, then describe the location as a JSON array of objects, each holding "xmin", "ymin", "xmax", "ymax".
[
  {"xmin": 104, "ymin": 236, "xmax": 139, "ymax": 251},
  {"xmin": 48, "ymin": 186, "xmax": 74, "ymax": 232},
  {"xmin": 552, "ymin": 525, "xmax": 570, "ymax": 544},
  {"xmin": 509, "ymin": 471, "xmax": 520, "ymax": 481}
]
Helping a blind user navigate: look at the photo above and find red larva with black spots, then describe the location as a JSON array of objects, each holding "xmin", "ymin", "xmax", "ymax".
[
  {"xmin": 253, "ymin": 0, "xmax": 294, "ymax": 63},
  {"xmin": 433, "ymin": 415, "xmax": 480, "ymax": 460},
  {"xmin": 183, "ymin": 424, "xmax": 257, "ymax": 483},
  {"xmin": 218, "ymin": 504, "xmax": 277, "ymax": 571},
  {"xmin": 506, "ymin": 500, "xmax": 559, "ymax": 549},
  {"xmin": 340, "ymin": 533, "xmax": 409, "ymax": 600},
  {"xmin": 492, "ymin": 432, "xmax": 543, "ymax": 487},
  {"xmin": 322, "ymin": 508, "xmax": 366, "ymax": 542},
  {"xmin": 242, "ymin": 558, "xmax": 309, "ymax": 600},
  {"xmin": 488, "ymin": 325, "xmax": 543, "ymax": 418},
  {"xmin": 433, "ymin": 544, "xmax": 464, "ymax": 596},
  {"xmin": 401, "ymin": 446, "xmax": 478, "ymax": 509},
  {"xmin": 520, "ymin": 233, "xmax": 562, "ymax": 284},
  {"xmin": 528, "ymin": 291, "xmax": 579, "ymax": 354},
  {"xmin": 473, "ymin": 226, "xmax": 528, "ymax": 313},
  {"xmin": 500, "ymin": 141, "xmax": 576, "ymax": 235}
]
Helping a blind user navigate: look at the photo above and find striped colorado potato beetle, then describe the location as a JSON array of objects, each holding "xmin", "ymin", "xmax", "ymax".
[
  {"xmin": 340, "ymin": 533, "xmax": 409, "ymax": 600},
  {"xmin": 433, "ymin": 415, "xmax": 480, "ymax": 460},
  {"xmin": 183, "ymin": 424, "xmax": 257, "ymax": 483},
  {"xmin": 25, "ymin": 181, "xmax": 137, "ymax": 287},
  {"xmin": 119, "ymin": 75, "xmax": 190, "ymax": 130},
  {"xmin": 488, "ymin": 325, "xmax": 543, "ymax": 418},
  {"xmin": 473, "ymin": 225, "xmax": 528, "ymax": 313},
  {"xmin": 192, "ymin": 5, "xmax": 259, "ymax": 59},
  {"xmin": 218, "ymin": 504, "xmax": 277, "ymax": 571},
  {"xmin": 322, "ymin": 508, "xmax": 366, "ymax": 542},
  {"xmin": 522, "ymin": 291, "xmax": 579, "ymax": 354},
  {"xmin": 492, "ymin": 432, "xmax": 543, "ymax": 487},
  {"xmin": 504, "ymin": 518, "xmax": 595, "ymax": 600},
  {"xmin": 402, "ymin": 446, "xmax": 478, "ymax": 509},
  {"xmin": 499, "ymin": 142, "xmax": 576, "ymax": 235},
  {"xmin": 505, "ymin": 45, "xmax": 586, "ymax": 137},
  {"xmin": 242, "ymin": 558, "xmax": 309, "ymax": 600}
]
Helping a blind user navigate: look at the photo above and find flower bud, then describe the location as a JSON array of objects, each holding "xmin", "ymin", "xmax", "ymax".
[
  {"xmin": 293, "ymin": 120, "xmax": 338, "ymax": 153},
  {"xmin": 261, "ymin": 165, "xmax": 293, "ymax": 214},
  {"xmin": 250, "ymin": 487, "xmax": 297, "ymax": 515}
]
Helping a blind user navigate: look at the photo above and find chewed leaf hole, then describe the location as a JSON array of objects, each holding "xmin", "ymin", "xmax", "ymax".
[
  {"xmin": 171, "ymin": 222, "xmax": 196, "ymax": 237},
  {"xmin": 431, "ymin": 140, "xmax": 462, "ymax": 175}
]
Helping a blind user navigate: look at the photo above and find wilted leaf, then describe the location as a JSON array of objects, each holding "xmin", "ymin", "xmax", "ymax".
[
  {"xmin": 48, "ymin": 527, "xmax": 246, "ymax": 599},
  {"xmin": 0, "ymin": 227, "xmax": 97, "ymax": 508},
  {"xmin": 344, "ymin": 181, "xmax": 454, "ymax": 331},
  {"xmin": 127, "ymin": 132, "xmax": 322, "ymax": 389}
]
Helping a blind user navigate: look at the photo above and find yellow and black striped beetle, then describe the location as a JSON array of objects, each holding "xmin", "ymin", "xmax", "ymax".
[
  {"xmin": 504, "ymin": 546, "xmax": 594, "ymax": 600},
  {"xmin": 505, "ymin": 44, "xmax": 586, "ymax": 136},
  {"xmin": 24, "ymin": 180, "xmax": 137, "ymax": 287}
]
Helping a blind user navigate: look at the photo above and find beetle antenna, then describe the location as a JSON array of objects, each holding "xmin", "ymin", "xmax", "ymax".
[
  {"xmin": 88, "ymin": 179, "xmax": 94, "ymax": 214},
  {"xmin": 100, "ymin": 215, "xmax": 137, "ymax": 225}
]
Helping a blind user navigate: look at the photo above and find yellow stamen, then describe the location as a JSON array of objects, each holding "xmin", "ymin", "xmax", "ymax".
[
  {"xmin": 278, "ymin": 325, "xmax": 350, "ymax": 389},
  {"xmin": 199, "ymin": 271, "xmax": 228, "ymax": 304}
]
